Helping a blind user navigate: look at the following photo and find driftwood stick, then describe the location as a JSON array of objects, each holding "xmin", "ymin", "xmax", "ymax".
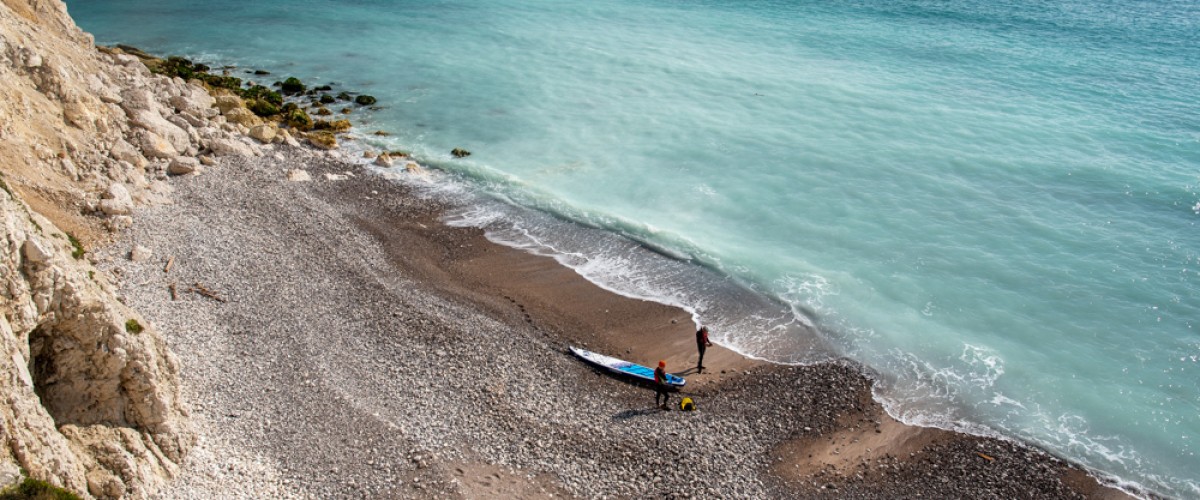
[
  {"xmin": 188, "ymin": 282, "xmax": 226, "ymax": 303},
  {"xmin": 163, "ymin": 255, "xmax": 176, "ymax": 273},
  {"xmin": 169, "ymin": 282, "xmax": 178, "ymax": 301}
]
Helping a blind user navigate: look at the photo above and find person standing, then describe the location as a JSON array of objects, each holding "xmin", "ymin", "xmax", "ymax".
[
  {"xmin": 654, "ymin": 361, "xmax": 671, "ymax": 409},
  {"xmin": 696, "ymin": 326, "xmax": 713, "ymax": 373}
]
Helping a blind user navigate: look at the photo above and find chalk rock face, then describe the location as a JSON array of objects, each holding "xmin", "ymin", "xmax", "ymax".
[
  {"xmin": 2, "ymin": 190, "xmax": 194, "ymax": 499},
  {"xmin": 1, "ymin": 0, "xmax": 197, "ymax": 497}
]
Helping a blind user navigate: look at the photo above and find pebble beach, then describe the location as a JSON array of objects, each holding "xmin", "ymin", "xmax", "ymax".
[{"xmin": 96, "ymin": 145, "xmax": 1135, "ymax": 499}]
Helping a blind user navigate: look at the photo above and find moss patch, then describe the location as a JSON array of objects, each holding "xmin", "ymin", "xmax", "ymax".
[
  {"xmin": 0, "ymin": 477, "xmax": 82, "ymax": 500},
  {"xmin": 280, "ymin": 77, "xmax": 306, "ymax": 95},
  {"xmin": 125, "ymin": 319, "xmax": 144, "ymax": 334},
  {"xmin": 285, "ymin": 108, "xmax": 314, "ymax": 131},
  {"xmin": 66, "ymin": 233, "xmax": 84, "ymax": 260}
]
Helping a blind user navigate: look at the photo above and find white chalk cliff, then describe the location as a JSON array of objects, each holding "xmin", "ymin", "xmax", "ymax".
[{"xmin": 0, "ymin": 0, "xmax": 275, "ymax": 497}]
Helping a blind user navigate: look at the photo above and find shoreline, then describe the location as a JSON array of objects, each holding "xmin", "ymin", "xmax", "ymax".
[{"xmin": 103, "ymin": 143, "xmax": 1139, "ymax": 498}]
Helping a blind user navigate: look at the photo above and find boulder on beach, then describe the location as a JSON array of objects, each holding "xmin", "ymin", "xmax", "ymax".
[
  {"xmin": 246, "ymin": 98, "xmax": 280, "ymax": 117},
  {"xmin": 284, "ymin": 108, "xmax": 314, "ymax": 131},
  {"xmin": 207, "ymin": 138, "xmax": 257, "ymax": 157},
  {"xmin": 281, "ymin": 77, "xmax": 306, "ymax": 95},
  {"xmin": 110, "ymin": 139, "xmax": 148, "ymax": 169},
  {"xmin": 99, "ymin": 183, "xmax": 134, "ymax": 215},
  {"xmin": 135, "ymin": 129, "xmax": 179, "ymax": 160},
  {"xmin": 249, "ymin": 124, "xmax": 278, "ymax": 143},
  {"xmin": 167, "ymin": 157, "xmax": 200, "ymax": 175},
  {"xmin": 354, "ymin": 94, "xmax": 377, "ymax": 106},
  {"xmin": 129, "ymin": 245, "xmax": 153, "ymax": 262},
  {"xmin": 306, "ymin": 131, "xmax": 338, "ymax": 150},
  {"xmin": 127, "ymin": 109, "xmax": 190, "ymax": 152},
  {"xmin": 314, "ymin": 119, "xmax": 352, "ymax": 133},
  {"xmin": 224, "ymin": 107, "xmax": 260, "ymax": 127},
  {"xmin": 214, "ymin": 94, "xmax": 245, "ymax": 113},
  {"xmin": 287, "ymin": 169, "xmax": 312, "ymax": 182}
]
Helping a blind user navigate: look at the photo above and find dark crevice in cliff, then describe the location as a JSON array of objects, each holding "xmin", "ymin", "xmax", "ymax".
[{"xmin": 26, "ymin": 326, "xmax": 60, "ymax": 426}]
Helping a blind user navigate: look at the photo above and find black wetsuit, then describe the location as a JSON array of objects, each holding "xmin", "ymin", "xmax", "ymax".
[
  {"xmin": 697, "ymin": 328, "xmax": 711, "ymax": 372},
  {"xmin": 654, "ymin": 366, "xmax": 670, "ymax": 407}
]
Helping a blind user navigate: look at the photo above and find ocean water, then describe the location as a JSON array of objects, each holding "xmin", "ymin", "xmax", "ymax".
[{"xmin": 66, "ymin": 0, "xmax": 1199, "ymax": 496}]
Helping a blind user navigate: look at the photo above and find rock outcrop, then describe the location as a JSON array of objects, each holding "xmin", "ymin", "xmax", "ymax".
[{"xmin": 0, "ymin": 0, "xmax": 202, "ymax": 497}]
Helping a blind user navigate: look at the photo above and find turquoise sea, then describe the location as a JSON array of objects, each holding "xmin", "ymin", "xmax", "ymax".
[{"xmin": 67, "ymin": 0, "xmax": 1199, "ymax": 496}]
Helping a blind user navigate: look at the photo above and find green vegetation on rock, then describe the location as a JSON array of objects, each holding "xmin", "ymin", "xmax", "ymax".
[
  {"xmin": 125, "ymin": 319, "xmax": 144, "ymax": 334},
  {"xmin": 66, "ymin": 233, "xmax": 84, "ymax": 260},
  {"xmin": 242, "ymin": 85, "xmax": 283, "ymax": 106},
  {"xmin": 284, "ymin": 108, "xmax": 314, "ymax": 131},
  {"xmin": 306, "ymin": 131, "xmax": 338, "ymax": 150},
  {"xmin": 246, "ymin": 99, "xmax": 280, "ymax": 117},
  {"xmin": 148, "ymin": 55, "xmax": 298, "ymax": 117},
  {"xmin": 152, "ymin": 56, "xmax": 242, "ymax": 91},
  {"xmin": 280, "ymin": 77, "xmax": 306, "ymax": 95},
  {"xmin": 313, "ymin": 119, "xmax": 352, "ymax": 133},
  {"xmin": 243, "ymin": 84, "xmax": 284, "ymax": 116},
  {"xmin": 0, "ymin": 477, "xmax": 82, "ymax": 500}
]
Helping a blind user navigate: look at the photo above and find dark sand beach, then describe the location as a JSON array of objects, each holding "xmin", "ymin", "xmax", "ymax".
[{"xmin": 103, "ymin": 145, "xmax": 1136, "ymax": 498}]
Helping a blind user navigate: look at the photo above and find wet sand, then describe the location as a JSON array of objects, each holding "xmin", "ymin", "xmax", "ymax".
[{"xmin": 339, "ymin": 154, "xmax": 1135, "ymax": 498}]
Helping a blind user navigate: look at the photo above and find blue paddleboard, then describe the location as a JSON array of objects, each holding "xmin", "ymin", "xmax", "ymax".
[{"xmin": 570, "ymin": 346, "xmax": 686, "ymax": 387}]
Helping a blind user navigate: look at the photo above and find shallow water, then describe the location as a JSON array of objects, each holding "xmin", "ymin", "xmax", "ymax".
[{"xmin": 68, "ymin": 0, "xmax": 1200, "ymax": 495}]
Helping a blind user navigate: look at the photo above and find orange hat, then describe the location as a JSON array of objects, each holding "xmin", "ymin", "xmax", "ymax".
[{"xmin": 658, "ymin": 360, "xmax": 666, "ymax": 367}]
